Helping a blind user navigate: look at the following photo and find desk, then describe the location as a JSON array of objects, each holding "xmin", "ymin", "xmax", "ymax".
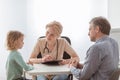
[{"xmin": 26, "ymin": 64, "xmax": 71, "ymax": 80}]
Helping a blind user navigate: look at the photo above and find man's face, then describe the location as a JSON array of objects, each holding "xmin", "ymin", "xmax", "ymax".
[{"xmin": 88, "ymin": 23, "xmax": 97, "ymax": 42}]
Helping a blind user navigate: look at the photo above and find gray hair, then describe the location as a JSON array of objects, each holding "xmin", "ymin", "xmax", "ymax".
[{"xmin": 89, "ymin": 16, "xmax": 111, "ymax": 35}]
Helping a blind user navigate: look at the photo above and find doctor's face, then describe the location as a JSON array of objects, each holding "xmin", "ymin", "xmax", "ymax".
[{"xmin": 45, "ymin": 27, "xmax": 58, "ymax": 42}]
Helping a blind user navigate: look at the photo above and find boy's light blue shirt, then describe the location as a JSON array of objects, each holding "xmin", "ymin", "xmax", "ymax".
[{"xmin": 6, "ymin": 50, "xmax": 34, "ymax": 80}]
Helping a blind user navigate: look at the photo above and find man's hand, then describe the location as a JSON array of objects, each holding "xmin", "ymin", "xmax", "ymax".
[
  {"xmin": 77, "ymin": 63, "xmax": 83, "ymax": 69},
  {"xmin": 68, "ymin": 58, "xmax": 78, "ymax": 68}
]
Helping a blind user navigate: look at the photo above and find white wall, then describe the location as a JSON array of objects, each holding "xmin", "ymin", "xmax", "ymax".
[
  {"xmin": 108, "ymin": 0, "xmax": 120, "ymax": 27},
  {"xmin": 89, "ymin": 0, "xmax": 108, "ymax": 18}
]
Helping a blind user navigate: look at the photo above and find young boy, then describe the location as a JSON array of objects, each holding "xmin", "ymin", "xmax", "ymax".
[{"xmin": 6, "ymin": 30, "xmax": 34, "ymax": 80}]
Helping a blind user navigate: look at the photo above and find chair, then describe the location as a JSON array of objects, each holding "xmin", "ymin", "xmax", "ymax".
[
  {"xmin": 37, "ymin": 36, "xmax": 73, "ymax": 80},
  {"xmin": 109, "ymin": 67, "xmax": 120, "ymax": 80},
  {"xmin": 37, "ymin": 36, "xmax": 71, "ymax": 59}
]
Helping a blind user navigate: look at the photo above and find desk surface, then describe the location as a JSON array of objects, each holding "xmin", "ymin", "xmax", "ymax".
[{"xmin": 26, "ymin": 64, "xmax": 71, "ymax": 75}]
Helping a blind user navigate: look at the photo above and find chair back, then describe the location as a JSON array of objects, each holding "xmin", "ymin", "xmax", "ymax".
[
  {"xmin": 109, "ymin": 67, "xmax": 120, "ymax": 80},
  {"xmin": 37, "ymin": 36, "xmax": 71, "ymax": 59}
]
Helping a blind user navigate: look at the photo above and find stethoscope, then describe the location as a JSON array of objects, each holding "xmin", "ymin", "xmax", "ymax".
[{"xmin": 43, "ymin": 39, "xmax": 58, "ymax": 59}]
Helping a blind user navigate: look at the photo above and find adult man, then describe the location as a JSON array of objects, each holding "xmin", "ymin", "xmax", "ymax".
[{"xmin": 70, "ymin": 16, "xmax": 119, "ymax": 80}]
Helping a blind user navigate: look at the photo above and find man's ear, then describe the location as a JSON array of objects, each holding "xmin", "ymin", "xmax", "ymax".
[{"xmin": 95, "ymin": 26, "xmax": 100, "ymax": 33}]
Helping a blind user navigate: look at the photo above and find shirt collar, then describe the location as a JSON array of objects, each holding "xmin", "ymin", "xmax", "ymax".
[{"xmin": 96, "ymin": 35, "xmax": 109, "ymax": 43}]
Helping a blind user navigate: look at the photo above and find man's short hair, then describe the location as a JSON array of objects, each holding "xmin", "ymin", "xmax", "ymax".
[{"xmin": 90, "ymin": 16, "xmax": 111, "ymax": 35}]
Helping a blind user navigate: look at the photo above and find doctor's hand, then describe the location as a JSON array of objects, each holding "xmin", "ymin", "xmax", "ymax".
[
  {"xmin": 59, "ymin": 59, "xmax": 70, "ymax": 65},
  {"xmin": 42, "ymin": 55, "xmax": 54, "ymax": 62},
  {"xmin": 59, "ymin": 58, "xmax": 79, "ymax": 66}
]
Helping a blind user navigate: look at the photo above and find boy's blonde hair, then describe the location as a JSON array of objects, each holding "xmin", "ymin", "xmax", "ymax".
[{"xmin": 6, "ymin": 30, "xmax": 24, "ymax": 50}]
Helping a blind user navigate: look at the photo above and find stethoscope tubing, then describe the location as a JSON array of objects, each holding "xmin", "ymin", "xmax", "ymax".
[{"xmin": 43, "ymin": 39, "xmax": 58, "ymax": 59}]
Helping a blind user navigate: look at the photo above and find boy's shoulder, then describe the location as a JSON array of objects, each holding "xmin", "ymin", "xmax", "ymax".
[{"xmin": 9, "ymin": 50, "xmax": 20, "ymax": 57}]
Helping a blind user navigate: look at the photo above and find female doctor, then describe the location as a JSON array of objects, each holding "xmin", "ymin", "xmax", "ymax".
[{"xmin": 29, "ymin": 21, "xmax": 80, "ymax": 80}]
